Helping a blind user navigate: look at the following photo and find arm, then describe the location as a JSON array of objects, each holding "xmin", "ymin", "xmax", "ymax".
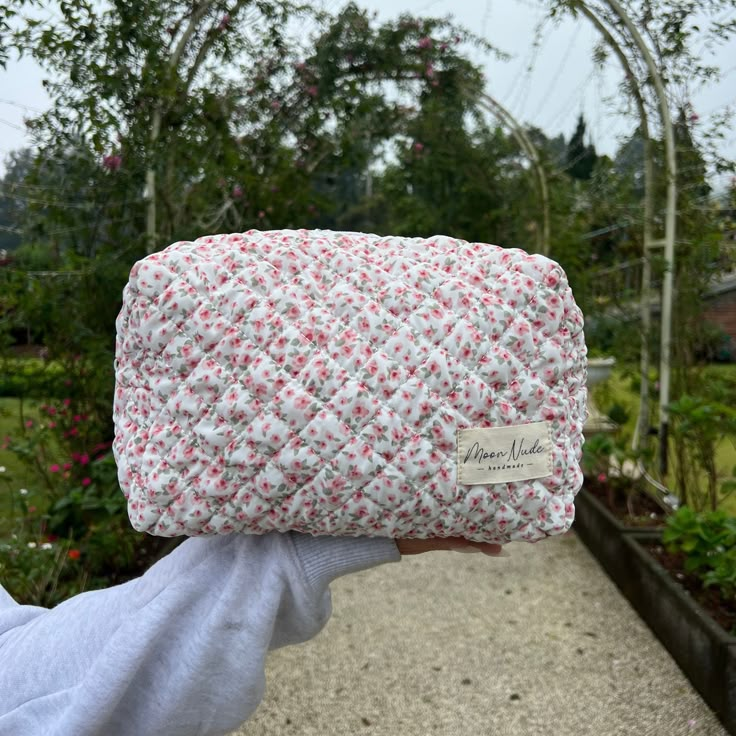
[{"xmin": 0, "ymin": 533, "xmax": 400, "ymax": 736}]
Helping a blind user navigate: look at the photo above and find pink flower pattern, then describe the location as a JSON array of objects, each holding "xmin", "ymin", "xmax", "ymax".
[{"xmin": 113, "ymin": 229, "xmax": 588, "ymax": 543}]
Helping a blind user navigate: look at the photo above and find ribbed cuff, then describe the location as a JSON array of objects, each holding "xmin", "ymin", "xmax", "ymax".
[{"xmin": 289, "ymin": 533, "xmax": 401, "ymax": 594}]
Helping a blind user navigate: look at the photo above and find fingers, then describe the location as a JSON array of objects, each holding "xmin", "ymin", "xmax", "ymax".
[{"xmin": 394, "ymin": 537, "xmax": 507, "ymax": 557}]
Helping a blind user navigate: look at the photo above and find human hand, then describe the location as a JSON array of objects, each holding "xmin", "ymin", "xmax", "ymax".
[{"xmin": 394, "ymin": 537, "xmax": 506, "ymax": 556}]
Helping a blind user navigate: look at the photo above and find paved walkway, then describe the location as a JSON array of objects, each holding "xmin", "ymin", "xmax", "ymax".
[{"xmin": 235, "ymin": 531, "xmax": 727, "ymax": 736}]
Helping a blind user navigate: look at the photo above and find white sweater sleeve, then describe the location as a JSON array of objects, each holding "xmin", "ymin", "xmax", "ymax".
[{"xmin": 0, "ymin": 533, "xmax": 400, "ymax": 736}]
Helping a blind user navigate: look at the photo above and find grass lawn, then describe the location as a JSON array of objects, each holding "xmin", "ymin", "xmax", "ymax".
[{"xmin": 592, "ymin": 363, "xmax": 736, "ymax": 515}]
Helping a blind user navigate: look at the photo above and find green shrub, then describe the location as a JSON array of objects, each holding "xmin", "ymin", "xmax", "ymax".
[
  {"xmin": 662, "ymin": 505, "xmax": 736, "ymax": 601},
  {"xmin": 0, "ymin": 397, "xmax": 177, "ymax": 606},
  {"xmin": 0, "ymin": 359, "xmax": 67, "ymax": 399},
  {"xmin": 668, "ymin": 392, "xmax": 736, "ymax": 511}
]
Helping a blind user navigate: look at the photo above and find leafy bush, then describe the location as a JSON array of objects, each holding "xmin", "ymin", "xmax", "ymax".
[
  {"xmin": 662, "ymin": 505, "xmax": 736, "ymax": 601},
  {"xmin": 668, "ymin": 391, "xmax": 736, "ymax": 511},
  {"xmin": 0, "ymin": 359, "xmax": 67, "ymax": 399},
  {"xmin": 0, "ymin": 398, "xmax": 177, "ymax": 606},
  {"xmin": 582, "ymin": 433, "xmax": 617, "ymax": 478},
  {"xmin": 582, "ymin": 431, "xmax": 657, "ymax": 518}
]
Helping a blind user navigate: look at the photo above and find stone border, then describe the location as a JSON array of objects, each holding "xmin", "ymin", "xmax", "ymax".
[{"xmin": 574, "ymin": 488, "xmax": 736, "ymax": 735}]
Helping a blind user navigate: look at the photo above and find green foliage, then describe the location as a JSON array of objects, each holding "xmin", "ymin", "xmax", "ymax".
[
  {"xmin": 565, "ymin": 114, "xmax": 598, "ymax": 181},
  {"xmin": 607, "ymin": 402, "xmax": 630, "ymax": 427},
  {"xmin": 0, "ymin": 148, "xmax": 32, "ymax": 252},
  {"xmin": 663, "ymin": 505, "xmax": 736, "ymax": 601},
  {"xmin": 0, "ymin": 397, "xmax": 176, "ymax": 605},
  {"xmin": 582, "ymin": 433, "xmax": 617, "ymax": 478},
  {"xmin": 0, "ymin": 358, "xmax": 66, "ymax": 398},
  {"xmin": 668, "ymin": 386, "xmax": 736, "ymax": 511}
]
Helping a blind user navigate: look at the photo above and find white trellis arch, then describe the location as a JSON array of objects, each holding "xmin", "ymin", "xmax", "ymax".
[
  {"xmin": 559, "ymin": 0, "xmax": 678, "ymax": 476},
  {"xmin": 477, "ymin": 93, "xmax": 551, "ymax": 257}
]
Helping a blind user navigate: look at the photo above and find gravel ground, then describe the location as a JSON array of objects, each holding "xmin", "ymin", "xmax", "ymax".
[{"xmin": 234, "ymin": 531, "xmax": 727, "ymax": 736}]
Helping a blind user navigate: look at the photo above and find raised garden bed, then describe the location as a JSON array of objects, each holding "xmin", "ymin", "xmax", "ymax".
[
  {"xmin": 646, "ymin": 542, "xmax": 736, "ymax": 637},
  {"xmin": 574, "ymin": 485, "xmax": 736, "ymax": 735},
  {"xmin": 583, "ymin": 476, "xmax": 668, "ymax": 528}
]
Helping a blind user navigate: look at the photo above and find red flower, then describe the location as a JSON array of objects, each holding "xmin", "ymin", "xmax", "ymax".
[
  {"xmin": 68, "ymin": 549, "xmax": 81, "ymax": 560},
  {"xmin": 102, "ymin": 154, "xmax": 122, "ymax": 171}
]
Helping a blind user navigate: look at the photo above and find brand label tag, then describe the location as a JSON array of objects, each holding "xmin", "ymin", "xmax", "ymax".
[{"xmin": 457, "ymin": 422, "xmax": 552, "ymax": 485}]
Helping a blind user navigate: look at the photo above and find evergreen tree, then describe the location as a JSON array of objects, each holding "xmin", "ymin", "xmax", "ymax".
[
  {"xmin": 0, "ymin": 148, "xmax": 33, "ymax": 252},
  {"xmin": 565, "ymin": 114, "xmax": 598, "ymax": 181}
]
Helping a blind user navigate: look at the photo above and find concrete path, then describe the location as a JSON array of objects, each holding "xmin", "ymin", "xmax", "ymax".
[{"xmin": 235, "ymin": 531, "xmax": 727, "ymax": 736}]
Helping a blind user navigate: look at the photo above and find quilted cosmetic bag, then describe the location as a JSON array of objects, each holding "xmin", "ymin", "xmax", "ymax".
[{"xmin": 113, "ymin": 229, "xmax": 587, "ymax": 544}]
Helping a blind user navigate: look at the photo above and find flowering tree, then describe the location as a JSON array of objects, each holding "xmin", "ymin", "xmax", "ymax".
[{"xmin": 0, "ymin": 0, "xmax": 539, "ymax": 600}]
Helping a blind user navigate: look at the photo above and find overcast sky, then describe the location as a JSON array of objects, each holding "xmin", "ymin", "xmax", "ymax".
[{"xmin": 0, "ymin": 0, "xmax": 734, "ymax": 182}]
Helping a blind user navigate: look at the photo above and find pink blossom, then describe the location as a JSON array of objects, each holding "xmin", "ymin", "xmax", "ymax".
[
  {"xmin": 232, "ymin": 184, "xmax": 243, "ymax": 199},
  {"xmin": 270, "ymin": 100, "xmax": 281, "ymax": 111},
  {"xmin": 418, "ymin": 36, "xmax": 432, "ymax": 49},
  {"xmin": 218, "ymin": 13, "xmax": 230, "ymax": 31},
  {"xmin": 103, "ymin": 154, "xmax": 122, "ymax": 171},
  {"xmin": 49, "ymin": 464, "xmax": 60, "ymax": 473},
  {"xmin": 306, "ymin": 85, "xmax": 318, "ymax": 97},
  {"xmin": 597, "ymin": 472, "xmax": 607, "ymax": 483},
  {"xmin": 425, "ymin": 63, "xmax": 434, "ymax": 78},
  {"xmin": 25, "ymin": 420, "xmax": 33, "ymax": 428},
  {"xmin": 413, "ymin": 142, "xmax": 424, "ymax": 152}
]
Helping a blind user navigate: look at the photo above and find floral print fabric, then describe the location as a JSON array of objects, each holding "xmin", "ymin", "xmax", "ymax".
[{"xmin": 113, "ymin": 229, "xmax": 587, "ymax": 543}]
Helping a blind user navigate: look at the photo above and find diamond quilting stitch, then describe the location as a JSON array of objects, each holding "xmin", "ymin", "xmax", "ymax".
[{"xmin": 113, "ymin": 228, "xmax": 588, "ymax": 541}]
